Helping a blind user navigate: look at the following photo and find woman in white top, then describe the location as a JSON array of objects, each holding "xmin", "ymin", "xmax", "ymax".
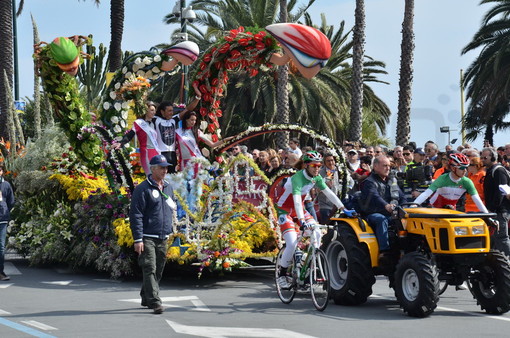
[
  {"xmin": 116, "ymin": 102, "xmax": 160, "ymax": 175},
  {"xmin": 175, "ymin": 111, "xmax": 232, "ymax": 176}
]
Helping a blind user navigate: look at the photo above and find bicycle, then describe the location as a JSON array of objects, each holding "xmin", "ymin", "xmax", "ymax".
[{"xmin": 275, "ymin": 223, "xmax": 331, "ymax": 311}]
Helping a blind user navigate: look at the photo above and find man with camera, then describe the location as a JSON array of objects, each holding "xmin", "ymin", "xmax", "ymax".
[{"xmin": 405, "ymin": 148, "xmax": 433, "ymax": 199}]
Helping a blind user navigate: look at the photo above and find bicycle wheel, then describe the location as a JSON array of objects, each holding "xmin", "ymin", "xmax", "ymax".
[
  {"xmin": 275, "ymin": 247, "xmax": 297, "ymax": 304},
  {"xmin": 309, "ymin": 248, "xmax": 331, "ymax": 311}
]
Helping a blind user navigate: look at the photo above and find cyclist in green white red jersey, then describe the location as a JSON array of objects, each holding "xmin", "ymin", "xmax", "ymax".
[
  {"xmin": 275, "ymin": 150, "xmax": 349, "ymax": 289},
  {"xmin": 413, "ymin": 153, "xmax": 488, "ymax": 212}
]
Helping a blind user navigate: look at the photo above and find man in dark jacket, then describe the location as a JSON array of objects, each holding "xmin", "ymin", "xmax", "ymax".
[
  {"xmin": 360, "ymin": 156, "xmax": 406, "ymax": 257},
  {"xmin": 0, "ymin": 165, "xmax": 15, "ymax": 281},
  {"xmin": 481, "ymin": 147, "xmax": 510, "ymax": 257},
  {"xmin": 130, "ymin": 155, "xmax": 176, "ymax": 314}
]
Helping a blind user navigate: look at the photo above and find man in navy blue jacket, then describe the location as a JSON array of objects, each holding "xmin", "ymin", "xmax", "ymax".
[
  {"xmin": 359, "ymin": 156, "xmax": 406, "ymax": 259},
  {"xmin": 0, "ymin": 165, "xmax": 15, "ymax": 281},
  {"xmin": 130, "ymin": 155, "xmax": 176, "ymax": 314}
]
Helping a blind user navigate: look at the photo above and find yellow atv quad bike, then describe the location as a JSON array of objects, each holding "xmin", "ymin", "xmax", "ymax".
[{"xmin": 323, "ymin": 204, "xmax": 510, "ymax": 317}]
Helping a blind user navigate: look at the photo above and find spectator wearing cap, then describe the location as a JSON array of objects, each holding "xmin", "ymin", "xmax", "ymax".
[
  {"xmin": 129, "ymin": 155, "xmax": 176, "ymax": 314},
  {"xmin": 405, "ymin": 147, "xmax": 429, "ymax": 198},
  {"xmin": 347, "ymin": 149, "xmax": 360, "ymax": 171}
]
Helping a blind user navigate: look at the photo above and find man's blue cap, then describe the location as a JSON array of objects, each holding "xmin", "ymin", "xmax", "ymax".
[{"xmin": 150, "ymin": 155, "xmax": 171, "ymax": 167}]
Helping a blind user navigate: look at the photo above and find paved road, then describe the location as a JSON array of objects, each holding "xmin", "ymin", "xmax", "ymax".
[{"xmin": 1, "ymin": 256, "xmax": 510, "ymax": 338}]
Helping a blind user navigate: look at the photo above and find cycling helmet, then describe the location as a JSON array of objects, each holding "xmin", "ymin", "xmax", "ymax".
[
  {"xmin": 449, "ymin": 153, "xmax": 469, "ymax": 167},
  {"xmin": 302, "ymin": 150, "xmax": 323, "ymax": 163}
]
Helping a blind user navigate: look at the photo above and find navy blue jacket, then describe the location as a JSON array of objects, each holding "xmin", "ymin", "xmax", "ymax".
[
  {"xmin": 359, "ymin": 172, "xmax": 406, "ymax": 216},
  {"xmin": 129, "ymin": 175, "xmax": 174, "ymax": 241},
  {"xmin": 0, "ymin": 178, "xmax": 15, "ymax": 223}
]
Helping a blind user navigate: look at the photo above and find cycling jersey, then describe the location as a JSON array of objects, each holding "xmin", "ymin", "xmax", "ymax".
[
  {"xmin": 428, "ymin": 173, "xmax": 477, "ymax": 207},
  {"xmin": 276, "ymin": 169, "xmax": 327, "ymax": 211},
  {"xmin": 413, "ymin": 172, "xmax": 487, "ymax": 212}
]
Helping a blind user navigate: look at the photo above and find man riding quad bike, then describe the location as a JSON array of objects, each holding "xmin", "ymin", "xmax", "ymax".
[{"xmin": 323, "ymin": 155, "xmax": 510, "ymax": 317}]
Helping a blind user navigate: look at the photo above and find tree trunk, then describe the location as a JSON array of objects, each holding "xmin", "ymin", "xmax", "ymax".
[
  {"xmin": 484, "ymin": 122, "xmax": 494, "ymax": 147},
  {"xmin": 0, "ymin": 0, "xmax": 14, "ymax": 140},
  {"xmin": 348, "ymin": 0, "xmax": 365, "ymax": 143},
  {"xmin": 108, "ymin": 0, "xmax": 124, "ymax": 72},
  {"xmin": 395, "ymin": 0, "xmax": 415, "ymax": 146},
  {"xmin": 275, "ymin": 0, "xmax": 289, "ymax": 150}
]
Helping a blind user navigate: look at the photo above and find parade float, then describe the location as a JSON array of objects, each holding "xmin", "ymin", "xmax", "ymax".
[{"xmin": 7, "ymin": 23, "xmax": 345, "ymax": 278}]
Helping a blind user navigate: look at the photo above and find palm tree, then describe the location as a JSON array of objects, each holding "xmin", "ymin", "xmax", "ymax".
[
  {"xmin": 462, "ymin": 0, "xmax": 510, "ymax": 144},
  {"xmin": 0, "ymin": 0, "xmax": 16, "ymax": 140},
  {"xmin": 395, "ymin": 0, "xmax": 415, "ymax": 146},
  {"xmin": 275, "ymin": 0, "xmax": 290, "ymax": 149},
  {"xmin": 79, "ymin": 0, "xmax": 124, "ymax": 72},
  {"xmin": 348, "ymin": 0, "xmax": 365, "ymax": 143},
  {"xmin": 161, "ymin": 0, "xmax": 390, "ymax": 144}
]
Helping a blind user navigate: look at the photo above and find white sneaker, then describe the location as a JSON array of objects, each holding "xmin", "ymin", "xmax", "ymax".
[
  {"xmin": 277, "ymin": 276, "xmax": 292, "ymax": 289},
  {"xmin": 455, "ymin": 282, "xmax": 468, "ymax": 291}
]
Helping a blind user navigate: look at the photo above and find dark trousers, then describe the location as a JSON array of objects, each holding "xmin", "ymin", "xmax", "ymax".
[
  {"xmin": 493, "ymin": 211, "xmax": 510, "ymax": 257},
  {"xmin": 139, "ymin": 237, "xmax": 168, "ymax": 307}
]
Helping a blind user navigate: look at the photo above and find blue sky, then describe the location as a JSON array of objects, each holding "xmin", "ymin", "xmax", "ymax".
[{"xmin": 16, "ymin": 0, "xmax": 506, "ymax": 149}]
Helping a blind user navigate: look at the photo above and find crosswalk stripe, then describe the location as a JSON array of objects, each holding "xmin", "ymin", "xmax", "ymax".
[{"xmin": 21, "ymin": 320, "xmax": 58, "ymax": 331}]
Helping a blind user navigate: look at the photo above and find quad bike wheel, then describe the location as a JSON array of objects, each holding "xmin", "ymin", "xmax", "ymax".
[
  {"xmin": 395, "ymin": 252, "xmax": 439, "ymax": 317},
  {"xmin": 469, "ymin": 251, "xmax": 510, "ymax": 315},
  {"xmin": 325, "ymin": 223, "xmax": 375, "ymax": 305}
]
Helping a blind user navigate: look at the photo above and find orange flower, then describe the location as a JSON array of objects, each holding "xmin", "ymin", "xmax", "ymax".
[
  {"xmin": 214, "ymin": 251, "xmax": 220, "ymax": 258},
  {"xmin": 222, "ymin": 261, "xmax": 230, "ymax": 268},
  {"xmin": 204, "ymin": 261, "xmax": 210, "ymax": 267}
]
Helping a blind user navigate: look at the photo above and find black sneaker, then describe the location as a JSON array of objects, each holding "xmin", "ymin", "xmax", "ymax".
[{"xmin": 0, "ymin": 273, "xmax": 10, "ymax": 281}]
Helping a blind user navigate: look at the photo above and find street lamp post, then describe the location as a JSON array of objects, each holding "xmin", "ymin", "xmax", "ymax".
[
  {"xmin": 440, "ymin": 126, "xmax": 458, "ymax": 146},
  {"xmin": 171, "ymin": 0, "xmax": 196, "ymax": 104}
]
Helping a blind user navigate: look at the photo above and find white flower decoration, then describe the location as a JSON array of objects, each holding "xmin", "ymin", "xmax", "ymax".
[
  {"xmin": 152, "ymin": 66, "xmax": 160, "ymax": 73},
  {"xmin": 114, "ymin": 102, "xmax": 122, "ymax": 111},
  {"xmin": 103, "ymin": 102, "xmax": 111, "ymax": 110},
  {"xmin": 136, "ymin": 70, "xmax": 146, "ymax": 78},
  {"xmin": 114, "ymin": 82, "xmax": 121, "ymax": 90},
  {"xmin": 200, "ymin": 121, "xmax": 208, "ymax": 131},
  {"xmin": 121, "ymin": 110, "xmax": 128, "ymax": 119},
  {"xmin": 143, "ymin": 56, "xmax": 151, "ymax": 65},
  {"xmin": 135, "ymin": 57, "xmax": 142, "ymax": 65},
  {"xmin": 125, "ymin": 72, "xmax": 132, "ymax": 79},
  {"xmin": 111, "ymin": 116, "xmax": 119, "ymax": 124},
  {"xmin": 120, "ymin": 120, "xmax": 126, "ymax": 128},
  {"xmin": 132, "ymin": 63, "xmax": 139, "ymax": 72},
  {"xmin": 114, "ymin": 125, "xmax": 122, "ymax": 133},
  {"xmin": 145, "ymin": 70, "xmax": 153, "ymax": 79},
  {"xmin": 109, "ymin": 91, "xmax": 117, "ymax": 100},
  {"xmin": 154, "ymin": 55, "xmax": 161, "ymax": 62},
  {"xmin": 122, "ymin": 66, "xmax": 127, "ymax": 73}
]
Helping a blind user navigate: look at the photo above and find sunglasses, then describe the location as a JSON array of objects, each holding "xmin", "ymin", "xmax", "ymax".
[
  {"xmin": 403, "ymin": 153, "xmax": 411, "ymax": 156},
  {"xmin": 454, "ymin": 165, "xmax": 468, "ymax": 170},
  {"xmin": 308, "ymin": 163, "xmax": 322, "ymax": 168}
]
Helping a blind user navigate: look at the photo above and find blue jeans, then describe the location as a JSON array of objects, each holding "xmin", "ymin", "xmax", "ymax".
[
  {"xmin": 0, "ymin": 221, "xmax": 7, "ymax": 274},
  {"xmin": 367, "ymin": 213, "xmax": 391, "ymax": 251}
]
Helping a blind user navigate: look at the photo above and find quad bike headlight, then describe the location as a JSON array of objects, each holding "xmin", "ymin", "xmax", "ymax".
[
  {"xmin": 454, "ymin": 226, "xmax": 469, "ymax": 235},
  {"xmin": 471, "ymin": 225, "xmax": 486, "ymax": 235}
]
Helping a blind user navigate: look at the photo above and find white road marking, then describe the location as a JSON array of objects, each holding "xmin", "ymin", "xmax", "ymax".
[
  {"xmin": 93, "ymin": 279, "xmax": 122, "ymax": 283},
  {"xmin": 4, "ymin": 262, "xmax": 21, "ymax": 275},
  {"xmin": 0, "ymin": 309, "xmax": 11, "ymax": 315},
  {"xmin": 119, "ymin": 295, "xmax": 211, "ymax": 311},
  {"xmin": 20, "ymin": 320, "xmax": 58, "ymax": 331},
  {"xmin": 0, "ymin": 283, "xmax": 13, "ymax": 289},
  {"xmin": 41, "ymin": 280, "xmax": 73, "ymax": 286},
  {"xmin": 166, "ymin": 320, "xmax": 317, "ymax": 338}
]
